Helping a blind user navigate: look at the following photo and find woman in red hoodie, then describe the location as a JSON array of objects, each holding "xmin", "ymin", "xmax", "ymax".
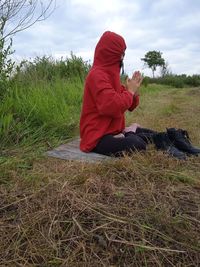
[
  {"xmin": 79, "ymin": 31, "xmax": 151, "ymax": 156},
  {"xmin": 79, "ymin": 31, "xmax": 199, "ymax": 159}
]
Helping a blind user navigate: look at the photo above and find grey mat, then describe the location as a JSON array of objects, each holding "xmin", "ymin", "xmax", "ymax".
[{"xmin": 46, "ymin": 138, "xmax": 114, "ymax": 163}]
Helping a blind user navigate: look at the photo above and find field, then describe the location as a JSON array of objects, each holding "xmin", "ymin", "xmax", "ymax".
[{"xmin": 0, "ymin": 73, "xmax": 200, "ymax": 266}]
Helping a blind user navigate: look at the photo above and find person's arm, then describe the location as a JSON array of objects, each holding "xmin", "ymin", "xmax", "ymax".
[
  {"xmin": 91, "ymin": 72, "xmax": 134, "ymax": 118},
  {"xmin": 121, "ymin": 84, "xmax": 140, "ymax": 111},
  {"xmin": 124, "ymin": 71, "xmax": 143, "ymax": 111}
]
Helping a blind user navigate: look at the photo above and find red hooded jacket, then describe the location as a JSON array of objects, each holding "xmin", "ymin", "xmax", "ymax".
[{"xmin": 79, "ymin": 31, "xmax": 139, "ymax": 152}]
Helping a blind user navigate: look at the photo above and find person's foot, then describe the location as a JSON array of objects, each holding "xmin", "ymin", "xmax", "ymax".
[
  {"xmin": 167, "ymin": 128, "xmax": 200, "ymax": 156},
  {"xmin": 153, "ymin": 132, "xmax": 186, "ymax": 160}
]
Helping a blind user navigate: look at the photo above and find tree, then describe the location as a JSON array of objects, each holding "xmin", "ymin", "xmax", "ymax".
[
  {"xmin": 141, "ymin": 50, "xmax": 165, "ymax": 78},
  {"xmin": 0, "ymin": 0, "xmax": 56, "ymax": 99},
  {"xmin": 0, "ymin": 26, "xmax": 14, "ymax": 99},
  {"xmin": 160, "ymin": 61, "xmax": 171, "ymax": 77},
  {"xmin": 0, "ymin": 0, "xmax": 56, "ymax": 41}
]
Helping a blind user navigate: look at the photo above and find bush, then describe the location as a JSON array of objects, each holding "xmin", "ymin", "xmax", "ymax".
[
  {"xmin": 146, "ymin": 74, "xmax": 200, "ymax": 88},
  {"xmin": 14, "ymin": 53, "xmax": 91, "ymax": 85},
  {"xmin": 142, "ymin": 76, "xmax": 150, "ymax": 87},
  {"xmin": 185, "ymin": 75, "xmax": 200, "ymax": 87},
  {"xmin": 0, "ymin": 37, "xmax": 15, "ymax": 100}
]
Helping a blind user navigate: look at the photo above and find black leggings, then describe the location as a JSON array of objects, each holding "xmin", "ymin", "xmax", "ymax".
[{"xmin": 92, "ymin": 128, "xmax": 157, "ymax": 157}]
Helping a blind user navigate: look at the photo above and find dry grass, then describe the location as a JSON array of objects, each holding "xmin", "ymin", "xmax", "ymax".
[{"xmin": 0, "ymin": 85, "xmax": 200, "ymax": 266}]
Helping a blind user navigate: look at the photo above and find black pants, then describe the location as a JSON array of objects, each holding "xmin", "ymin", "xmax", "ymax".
[{"xmin": 92, "ymin": 127, "xmax": 157, "ymax": 157}]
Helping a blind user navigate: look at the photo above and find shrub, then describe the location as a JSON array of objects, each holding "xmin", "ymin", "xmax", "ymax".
[
  {"xmin": 0, "ymin": 37, "xmax": 15, "ymax": 100},
  {"xmin": 14, "ymin": 53, "xmax": 91, "ymax": 85},
  {"xmin": 146, "ymin": 74, "xmax": 200, "ymax": 88}
]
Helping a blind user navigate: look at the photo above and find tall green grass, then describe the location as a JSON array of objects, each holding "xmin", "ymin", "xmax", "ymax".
[
  {"xmin": 1, "ymin": 78, "xmax": 83, "ymax": 146},
  {"xmin": 0, "ymin": 55, "xmax": 89, "ymax": 148}
]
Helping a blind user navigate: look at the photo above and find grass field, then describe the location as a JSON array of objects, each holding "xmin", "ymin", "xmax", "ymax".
[{"xmin": 0, "ymin": 82, "xmax": 200, "ymax": 266}]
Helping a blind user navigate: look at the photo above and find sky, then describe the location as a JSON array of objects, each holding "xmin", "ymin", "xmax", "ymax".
[{"xmin": 10, "ymin": 0, "xmax": 200, "ymax": 76}]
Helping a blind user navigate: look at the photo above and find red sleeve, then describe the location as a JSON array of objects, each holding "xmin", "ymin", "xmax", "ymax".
[
  {"xmin": 120, "ymin": 85, "xmax": 140, "ymax": 111},
  {"xmin": 129, "ymin": 94, "xmax": 140, "ymax": 111},
  {"xmin": 90, "ymin": 72, "xmax": 134, "ymax": 118}
]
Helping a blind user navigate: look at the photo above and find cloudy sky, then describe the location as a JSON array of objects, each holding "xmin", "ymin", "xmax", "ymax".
[{"xmin": 11, "ymin": 0, "xmax": 200, "ymax": 76}]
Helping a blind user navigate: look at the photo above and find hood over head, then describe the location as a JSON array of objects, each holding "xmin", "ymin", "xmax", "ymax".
[{"xmin": 93, "ymin": 31, "xmax": 126, "ymax": 68}]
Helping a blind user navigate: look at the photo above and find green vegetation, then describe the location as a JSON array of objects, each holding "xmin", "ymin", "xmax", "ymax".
[
  {"xmin": 0, "ymin": 55, "xmax": 90, "ymax": 148},
  {"xmin": 143, "ymin": 74, "xmax": 200, "ymax": 88},
  {"xmin": 141, "ymin": 50, "xmax": 165, "ymax": 78},
  {"xmin": 141, "ymin": 50, "xmax": 200, "ymax": 88},
  {"xmin": 0, "ymin": 55, "xmax": 200, "ymax": 266}
]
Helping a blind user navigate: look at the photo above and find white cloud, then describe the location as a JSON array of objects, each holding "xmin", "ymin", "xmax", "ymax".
[
  {"xmin": 70, "ymin": 0, "xmax": 139, "ymax": 16},
  {"xmin": 177, "ymin": 12, "xmax": 200, "ymax": 29},
  {"xmin": 11, "ymin": 0, "xmax": 200, "ymax": 75}
]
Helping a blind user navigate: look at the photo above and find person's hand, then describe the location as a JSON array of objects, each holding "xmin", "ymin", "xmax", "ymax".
[
  {"xmin": 125, "ymin": 71, "xmax": 143, "ymax": 95},
  {"xmin": 113, "ymin": 133, "xmax": 125, "ymax": 138},
  {"xmin": 123, "ymin": 123, "xmax": 141, "ymax": 134}
]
